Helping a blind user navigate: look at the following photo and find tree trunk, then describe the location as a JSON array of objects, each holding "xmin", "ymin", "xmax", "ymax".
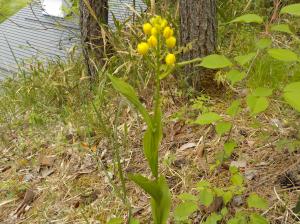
[
  {"xmin": 179, "ymin": 0, "xmax": 217, "ymax": 90},
  {"xmin": 79, "ymin": 0, "xmax": 108, "ymax": 78}
]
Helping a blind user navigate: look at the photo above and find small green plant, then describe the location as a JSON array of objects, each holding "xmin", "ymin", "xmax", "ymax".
[
  {"xmin": 173, "ymin": 166, "xmax": 269, "ymax": 223},
  {"xmin": 109, "ymin": 15, "xmax": 201, "ymax": 223}
]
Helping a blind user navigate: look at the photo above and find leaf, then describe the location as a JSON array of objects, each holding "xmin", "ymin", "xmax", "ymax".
[
  {"xmin": 107, "ymin": 218, "xmax": 123, "ymax": 224},
  {"xmin": 227, "ymin": 212, "xmax": 248, "ymax": 224},
  {"xmin": 196, "ymin": 181, "xmax": 211, "ymax": 191},
  {"xmin": 271, "ymin": 24, "xmax": 293, "ymax": 34},
  {"xmin": 143, "ymin": 128, "xmax": 158, "ymax": 177},
  {"xmin": 283, "ymin": 82, "xmax": 300, "ymax": 112},
  {"xmin": 151, "ymin": 176, "xmax": 171, "ymax": 224},
  {"xmin": 178, "ymin": 193, "xmax": 199, "ymax": 202},
  {"xmin": 195, "ymin": 112, "xmax": 222, "ymax": 125},
  {"xmin": 252, "ymin": 87, "xmax": 273, "ymax": 97},
  {"xmin": 249, "ymin": 213, "xmax": 269, "ymax": 224},
  {"xmin": 199, "ymin": 54, "xmax": 232, "ymax": 69},
  {"xmin": 226, "ymin": 100, "xmax": 241, "ymax": 117},
  {"xmin": 226, "ymin": 70, "xmax": 246, "ymax": 85},
  {"xmin": 247, "ymin": 193, "xmax": 269, "ymax": 209},
  {"xmin": 234, "ymin": 53, "xmax": 256, "ymax": 66},
  {"xmin": 109, "ymin": 75, "xmax": 152, "ymax": 128},
  {"xmin": 224, "ymin": 141, "xmax": 237, "ymax": 158},
  {"xmin": 267, "ymin": 48, "xmax": 298, "ymax": 62},
  {"xmin": 203, "ymin": 213, "xmax": 222, "ymax": 224},
  {"xmin": 222, "ymin": 191, "xmax": 233, "ymax": 205},
  {"xmin": 129, "ymin": 174, "xmax": 161, "ymax": 201},
  {"xmin": 281, "ymin": 3, "xmax": 300, "ymax": 16},
  {"xmin": 293, "ymin": 196, "xmax": 300, "ymax": 213},
  {"xmin": 199, "ymin": 189, "xmax": 214, "ymax": 207},
  {"xmin": 216, "ymin": 122, "xmax": 232, "ymax": 136},
  {"xmin": 256, "ymin": 38, "xmax": 272, "ymax": 49},
  {"xmin": 231, "ymin": 173, "xmax": 244, "ymax": 187},
  {"xmin": 173, "ymin": 201, "xmax": 198, "ymax": 221},
  {"xmin": 230, "ymin": 14, "xmax": 263, "ymax": 24},
  {"xmin": 246, "ymin": 95, "xmax": 269, "ymax": 115}
]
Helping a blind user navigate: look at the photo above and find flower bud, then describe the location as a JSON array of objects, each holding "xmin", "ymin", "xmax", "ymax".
[
  {"xmin": 148, "ymin": 35, "xmax": 158, "ymax": 47},
  {"xmin": 166, "ymin": 36, "xmax": 176, "ymax": 49},
  {"xmin": 165, "ymin": 53, "xmax": 176, "ymax": 65},
  {"xmin": 163, "ymin": 27, "xmax": 174, "ymax": 39},
  {"xmin": 143, "ymin": 23, "xmax": 152, "ymax": 35},
  {"xmin": 137, "ymin": 42, "xmax": 149, "ymax": 55}
]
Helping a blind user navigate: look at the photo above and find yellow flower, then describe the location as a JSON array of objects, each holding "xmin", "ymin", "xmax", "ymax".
[
  {"xmin": 137, "ymin": 42, "xmax": 150, "ymax": 55},
  {"xmin": 143, "ymin": 23, "xmax": 152, "ymax": 35},
  {"xmin": 163, "ymin": 27, "xmax": 174, "ymax": 39},
  {"xmin": 166, "ymin": 36, "xmax": 176, "ymax": 48},
  {"xmin": 148, "ymin": 35, "xmax": 158, "ymax": 47},
  {"xmin": 151, "ymin": 27, "xmax": 158, "ymax": 36},
  {"xmin": 165, "ymin": 53, "xmax": 176, "ymax": 65},
  {"xmin": 160, "ymin": 19, "xmax": 168, "ymax": 29}
]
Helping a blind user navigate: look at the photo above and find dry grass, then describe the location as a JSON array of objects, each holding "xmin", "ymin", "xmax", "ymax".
[{"xmin": 0, "ymin": 86, "xmax": 299, "ymax": 223}]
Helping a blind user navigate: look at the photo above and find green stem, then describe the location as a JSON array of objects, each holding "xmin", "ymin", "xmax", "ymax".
[{"xmin": 177, "ymin": 57, "xmax": 202, "ymax": 67}]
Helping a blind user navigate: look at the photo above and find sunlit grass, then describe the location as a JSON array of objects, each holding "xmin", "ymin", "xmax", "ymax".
[{"xmin": 0, "ymin": 0, "xmax": 29, "ymax": 23}]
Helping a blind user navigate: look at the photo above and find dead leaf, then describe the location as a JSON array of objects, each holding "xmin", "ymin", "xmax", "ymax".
[
  {"xmin": 231, "ymin": 160, "xmax": 247, "ymax": 168},
  {"xmin": 179, "ymin": 142, "xmax": 197, "ymax": 151},
  {"xmin": 39, "ymin": 155, "xmax": 56, "ymax": 167}
]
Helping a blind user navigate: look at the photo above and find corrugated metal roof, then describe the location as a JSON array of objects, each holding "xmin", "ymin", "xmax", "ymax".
[{"xmin": 0, "ymin": 0, "xmax": 146, "ymax": 79}]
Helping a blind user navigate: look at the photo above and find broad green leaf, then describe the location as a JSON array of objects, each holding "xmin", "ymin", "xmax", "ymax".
[
  {"xmin": 267, "ymin": 48, "xmax": 298, "ymax": 62},
  {"xmin": 256, "ymin": 38, "xmax": 272, "ymax": 49},
  {"xmin": 229, "ymin": 165, "xmax": 239, "ymax": 175},
  {"xmin": 247, "ymin": 193, "xmax": 269, "ymax": 209},
  {"xmin": 143, "ymin": 128, "xmax": 158, "ymax": 177},
  {"xmin": 199, "ymin": 189, "xmax": 214, "ymax": 207},
  {"xmin": 224, "ymin": 141, "xmax": 237, "ymax": 158},
  {"xmin": 216, "ymin": 122, "xmax": 232, "ymax": 136},
  {"xmin": 283, "ymin": 82, "xmax": 300, "ymax": 112},
  {"xmin": 107, "ymin": 218, "xmax": 123, "ymax": 224},
  {"xmin": 196, "ymin": 181, "xmax": 211, "ymax": 191},
  {"xmin": 222, "ymin": 191, "xmax": 233, "ymax": 205},
  {"xmin": 226, "ymin": 100, "xmax": 241, "ymax": 117},
  {"xmin": 249, "ymin": 213, "xmax": 269, "ymax": 224},
  {"xmin": 252, "ymin": 87, "xmax": 273, "ymax": 97},
  {"xmin": 199, "ymin": 54, "xmax": 232, "ymax": 69},
  {"xmin": 230, "ymin": 14, "xmax": 263, "ymax": 24},
  {"xmin": 281, "ymin": 3, "xmax": 300, "ymax": 16},
  {"xmin": 246, "ymin": 95, "xmax": 269, "ymax": 115},
  {"xmin": 109, "ymin": 75, "xmax": 152, "ymax": 128},
  {"xmin": 173, "ymin": 201, "xmax": 198, "ymax": 221},
  {"xmin": 271, "ymin": 24, "xmax": 293, "ymax": 34},
  {"xmin": 227, "ymin": 212, "xmax": 248, "ymax": 224},
  {"xmin": 203, "ymin": 213, "xmax": 222, "ymax": 224},
  {"xmin": 129, "ymin": 174, "xmax": 161, "ymax": 201},
  {"xmin": 234, "ymin": 53, "xmax": 256, "ymax": 66},
  {"xmin": 195, "ymin": 112, "xmax": 222, "ymax": 125},
  {"xmin": 178, "ymin": 193, "xmax": 198, "ymax": 202},
  {"xmin": 151, "ymin": 176, "xmax": 171, "ymax": 224},
  {"xmin": 221, "ymin": 207, "xmax": 228, "ymax": 216},
  {"xmin": 231, "ymin": 173, "xmax": 244, "ymax": 187},
  {"xmin": 226, "ymin": 70, "xmax": 246, "ymax": 85}
]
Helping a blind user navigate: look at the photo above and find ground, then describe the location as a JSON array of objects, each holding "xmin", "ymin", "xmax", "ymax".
[{"xmin": 0, "ymin": 87, "xmax": 299, "ymax": 223}]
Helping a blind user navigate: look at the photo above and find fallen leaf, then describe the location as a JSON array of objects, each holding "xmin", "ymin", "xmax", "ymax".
[
  {"xmin": 179, "ymin": 142, "xmax": 197, "ymax": 151},
  {"xmin": 231, "ymin": 160, "xmax": 247, "ymax": 168},
  {"xmin": 14, "ymin": 189, "xmax": 35, "ymax": 217}
]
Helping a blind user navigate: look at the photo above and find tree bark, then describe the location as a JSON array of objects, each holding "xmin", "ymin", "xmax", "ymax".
[
  {"xmin": 79, "ymin": 0, "xmax": 108, "ymax": 78},
  {"xmin": 179, "ymin": 0, "xmax": 217, "ymax": 90}
]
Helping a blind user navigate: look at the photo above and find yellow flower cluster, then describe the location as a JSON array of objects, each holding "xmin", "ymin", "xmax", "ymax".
[{"xmin": 137, "ymin": 16, "xmax": 177, "ymax": 66}]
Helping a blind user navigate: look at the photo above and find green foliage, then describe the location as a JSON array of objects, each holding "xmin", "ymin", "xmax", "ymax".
[
  {"xmin": 195, "ymin": 112, "xmax": 222, "ymax": 125},
  {"xmin": 216, "ymin": 121, "xmax": 232, "ymax": 136},
  {"xmin": 246, "ymin": 95, "xmax": 269, "ymax": 115},
  {"xmin": 199, "ymin": 188, "xmax": 214, "ymax": 206},
  {"xmin": 255, "ymin": 38, "xmax": 272, "ymax": 49},
  {"xmin": 270, "ymin": 24, "xmax": 293, "ymax": 34},
  {"xmin": 0, "ymin": 0, "xmax": 28, "ymax": 22},
  {"xmin": 249, "ymin": 213, "xmax": 269, "ymax": 224},
  {"xmin": 230, "ymin": 14, "xmax": 263, "ymax": 24},
  {"xmin": 199, "ymin": 54, "xmax": 233, "ymax": 69},
  {"xmin": 234, "ymin": 53, "xmax": 256, "ymax": 66},
  {"xmin": 283, "ymin": 82, "xmax": 300, "ymax": 112},
  {"xmin": 280, "ymin": 3, "xmax": 300, "ymax": 16},
  {"xmin": 226, "ymin": 70, "xmax": 246, "ymax": 85},
  {"xmin": 247, "ymin": 193, "xmax": 269, "ymax": 209},
  {"xmin": 267, "ymin": 48, "xmax": 298, "ymax": 62},
  {"xmin": 173, "ymin": 201, "xmax": 198, "ymax": 221}
]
